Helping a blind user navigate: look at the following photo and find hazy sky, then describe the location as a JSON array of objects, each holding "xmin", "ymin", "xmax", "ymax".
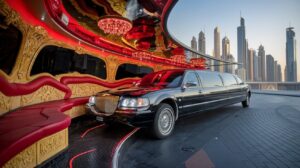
[{"xmin": 168, "ymin": 0, "xmax": 300, "ymax": 79}]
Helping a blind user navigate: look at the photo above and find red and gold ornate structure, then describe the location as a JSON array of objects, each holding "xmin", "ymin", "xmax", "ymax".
[{"xmin": 0, "ymin": 0, "xmax": 207, "ymax": 167}]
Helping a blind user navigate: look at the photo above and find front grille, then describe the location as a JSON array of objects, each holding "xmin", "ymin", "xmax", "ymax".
[{"xmin": 95, "ymin": 95, "xmax": 119, "ymax": 114}]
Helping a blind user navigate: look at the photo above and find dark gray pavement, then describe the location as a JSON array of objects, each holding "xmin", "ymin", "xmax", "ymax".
[
  {"xmin": 252, "ymin": 89, "xmax": 300, "ymax": 97},
  {"xmin": 120, "ymin": 94, "xmax": 300, "ymax": 168}
]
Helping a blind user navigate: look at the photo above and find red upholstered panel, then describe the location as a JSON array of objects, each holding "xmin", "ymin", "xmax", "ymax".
[
  {"xmin": 0, "ymin": 97, "xmax": 88, "ymax": 167},
  {"xmin": 60, "ymin": 76, "xmax": 140, "ymax": 88},
  {"xmin": 0, "ymin": 76, "xmax": 72, "ymax": 99}
]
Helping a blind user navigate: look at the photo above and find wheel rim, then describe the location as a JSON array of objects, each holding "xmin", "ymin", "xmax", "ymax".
[{"xmin": 158, "ymin": 108, "xmax": 174, "ymax": 136}]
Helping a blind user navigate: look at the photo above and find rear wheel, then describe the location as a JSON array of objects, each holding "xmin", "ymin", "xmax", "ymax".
[
  {"xmin": 242, "ymin": 93, "xmax": 250, "ymax": 108},
  {"xmin": 152, "ymin": 103, "xmax": 175, "ymax": 139}
]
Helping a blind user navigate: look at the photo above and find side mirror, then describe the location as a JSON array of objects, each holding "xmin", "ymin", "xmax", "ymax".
[{"xmin": 182, "ymin": 81, "xmax": 197, "ymax": 90}]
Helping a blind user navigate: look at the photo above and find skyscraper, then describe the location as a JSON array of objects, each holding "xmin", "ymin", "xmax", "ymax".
[
  {"xmin": 222, "ymin": 36, "xmax": 230, "ymax": 73},
  {"xmin": 237, "ymin": 17, "xmax": 247, "ymax": 72},
  {"xmin": 214, "ymin": 27, "xmax": 221, "ymax": 72},
  {"xmin": 253, "ymin": 51, "xmax": 258, "ymax": 81},
  {"xmin": 198, "ymin": 31, "xmax": 206, "ymax": 54},
  {"xmin": 247, "ymin": 48, "xmax": 254, "ymax": 81},
  {"xmin": 222, "ymin": 36, "xmax": 230, "ymax": 56},
  {"xmin": 191, "ymin": 36, "xmax": 197, "ymax": 58},
  {"xmin": 258, "ymin": 45, "xmax": 266, "ymax": 81},
  {"xmin": 274, "ymin": 61, "xmax": 278, "ymax": 81},
  {"xmin": 266, "ymin": 54, "xmax": 275, "ymax": 82},
  {"xmin": 285, "ymin": 27, "xmax": 297, "ymax": 82},
  {"xmin": 277, "ymin": 64, "xmax": 282, "ymax": 82}
]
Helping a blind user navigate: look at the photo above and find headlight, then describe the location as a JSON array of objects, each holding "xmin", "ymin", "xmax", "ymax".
[
  {"xmin": 89, "ymin": 96, "xmax": 96, "ymax": 104},
  {"xmin": 120, "ymin": 97, "xmax": 149, "ymax": 108}
]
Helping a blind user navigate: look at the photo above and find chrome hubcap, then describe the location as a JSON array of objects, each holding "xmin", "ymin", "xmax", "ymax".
[{"xmin": 158, "ymin": 108, "xmax": 174, "ymax": 135}]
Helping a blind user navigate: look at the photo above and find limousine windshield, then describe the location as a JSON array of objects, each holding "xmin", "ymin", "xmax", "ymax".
[{"xmin": 139, "ymin": 70, "xmax": 184, "ymax": 88}]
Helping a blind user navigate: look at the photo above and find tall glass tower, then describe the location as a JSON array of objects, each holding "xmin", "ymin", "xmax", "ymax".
[
  {"xmin": 285, "ymin": 27, "xmax": 297, "ymax": 81},
  {"xmin": 237, "ymin": 17, "xmax": 247, "ymax": 70},
  {"xmin": 198, "ymin": 31, "xmax": 206, "ymax": 55},
  {"xmin": 191, "ymin": 36, "xmax": 197, "ymax": 58},
  {"xmin": 214, "ymin": 27, "xmax": 221, "ymax": 72}
]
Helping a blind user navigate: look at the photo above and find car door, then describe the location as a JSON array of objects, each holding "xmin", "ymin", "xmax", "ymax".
[
  {"xmin": 220, "ymin": 73, "xmax": 242, "ymax": 105},
  {"xmin": 196, "ymin": 71, "xmax": 226, "ymax": 110},
  {"xmin": 179, "ymin": 71, "xmax": 203, "ymax": 115}
]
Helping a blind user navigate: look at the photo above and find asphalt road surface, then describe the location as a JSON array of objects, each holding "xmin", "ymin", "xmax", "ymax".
[{"xmin": 120, "ymin": 93, "xmax": 300, "ymax": 168}]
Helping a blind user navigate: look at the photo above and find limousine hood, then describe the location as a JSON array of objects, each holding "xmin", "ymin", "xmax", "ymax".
[{"xmin": 97, "ymin": 86, "xmax": 162, "ymax": 97}]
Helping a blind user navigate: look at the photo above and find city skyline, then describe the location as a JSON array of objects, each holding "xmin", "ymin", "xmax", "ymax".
[{"xmin": 168, "ymin": 0, "xmax": 300, "ymax": 80}]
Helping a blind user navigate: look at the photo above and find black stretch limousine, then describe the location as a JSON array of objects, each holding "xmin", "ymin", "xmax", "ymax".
[{"xmin": 87, "ymin": 69, "xmax": 250, "ymax": 138}]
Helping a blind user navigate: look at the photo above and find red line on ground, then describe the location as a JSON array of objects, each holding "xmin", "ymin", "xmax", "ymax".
[
  {"xmin": 69, "ymin": 149, "xmax": 96, "ymax": 168},
  {"xmin": 111, "ymin": 128, "xmax": 140, "ymax": 168},
  {"xmin": 80, "ymin": 124, "xmax": 105, "ymax": 138}
]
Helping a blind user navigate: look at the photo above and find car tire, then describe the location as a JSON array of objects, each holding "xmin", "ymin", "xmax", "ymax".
[
  {"xmin": 242, "ymin": 93, "xmax": 250, "ymax": 108},
  {"xmin": 152, "ymin": 103, "xmax": 175, "ymax": 139}
]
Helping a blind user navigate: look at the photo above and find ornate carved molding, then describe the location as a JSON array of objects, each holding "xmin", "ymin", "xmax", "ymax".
[
  {"xmin": 21, "ymin": 85, "xmax": 65, "ymax": 107},
  {"xmin": 105, "ymin": 55, "xmax": 121, "ymax": 81},
  {"xmin": 69, "ymin": 83, "xmax": 107, "ymax": 98},
  {"xmin": 107, "ymin": 0, "xmax": 127, "ymax": 16},
  {"xmin": 3, "ymin": 144, "xmax": 36, "ymax": 168},
  {"xmin": 0, "ymin": 92, "xmax": 10, "ymax": 115},
  {"xmin": 37, "ymin": 129, "xmax": 68, "ymax": 164},
  {"xmin": 3, "ymin": 129, "xmax": 68, "ymax": 167}
]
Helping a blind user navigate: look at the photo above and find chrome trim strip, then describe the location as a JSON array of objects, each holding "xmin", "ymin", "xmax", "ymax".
[
  {"xmin": 182, "ymin": 95, "xmax": 245, "ymax": 108},
  {"xmin": 115, "ymin": 110, "xmax": 152, "ymax": 114}
]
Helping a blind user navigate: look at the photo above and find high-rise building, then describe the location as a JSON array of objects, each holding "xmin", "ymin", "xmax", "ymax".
[
  {"xmin": 198, "ymin": 31, "xmax": 206, "ymax": 54},
  {"xmin": 253, "ymin": 51, "xmax": 258, "ymax": 81},
  {"xmin": 191, "ymin": 36, "xmax": 197, "ymax": 58},
  {"xmin": 222, "ymin": 36, "xmax": 230, "ymax": 56},
  {"xmin": 258, "ymin": 45, "xmax": 266, "ymax": 81},
  {"xmin": 285, "ymin": 27, "xmax": 297, "ymax": 81},
  {"xmin": 274, "ymin": 61, "xmax": 278, "ymax": 81},
  {"xmin": 266, "ymin": 54, "xmax": 275, "ymax": 82},
  {"xmin": 237, "ymin": 17, "xmax": 247, "ymax": 73},
  {"xmin": 277, "ymin": 64, "xmax": 282, "ymax": 82},
  {"xmin": 247, "ymin": 48, "xmax": 254, "ymax": 81},
  {"xmin": 214, "ymin": 27, "xmax": 221, "ymax": 72},
  {"xmin": 226, "ymin": 55, "xmax": 235, "ymax": 74},
  {"xmin": 222, "ymin": 36, "xmax": 232, "ymax": 73}
]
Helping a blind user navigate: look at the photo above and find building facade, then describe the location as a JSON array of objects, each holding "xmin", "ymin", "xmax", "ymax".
[
  {"xmin": 285, "ymin": 27, "xmax": 297, "ymax": 81},
  {"xmin": 237, "ymin": 17, "xmax": 247, "ymax": 77},
  {"xmin": 266, "ymin": 54, "xmax": 275, "ymax": 82},
  {"xmin": 247, "ymin": 48, "xmax": 254, "ymax": 81},
  {"xmin": 258, "ymin": 45, "xmax": 266, "ymax": 81},
  {"xmin": 214, "ymin": 27, "xmax": 221, "ymax": 72},
  {"xmin": 191, "ymin": 36, "xmax": 197, "ymax": 58},
  {"xmin": 222, "ymin": 36, "xmax": 233, "ymax": 73},
  {"xmin": 253, "ymin": 52, "xmax": 258, "ymax": 81},
  {"xmin": 198, "ymin": 31, "xmax": 206, "ymax": 54}
]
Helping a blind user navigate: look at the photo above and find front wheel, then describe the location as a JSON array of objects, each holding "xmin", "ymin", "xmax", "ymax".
[
  {"xmin": 242, "ymin": 94, "xmax": 250, "ymax": 108},
  {"xmin": 152, "ymin": 103, "xmax": 175, "ymax": 139}
]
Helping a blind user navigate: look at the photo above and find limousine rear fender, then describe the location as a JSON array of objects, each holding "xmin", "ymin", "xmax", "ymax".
[{"xmin": 154, "ymin": 96, "xmax": 179, "ymax": 120}]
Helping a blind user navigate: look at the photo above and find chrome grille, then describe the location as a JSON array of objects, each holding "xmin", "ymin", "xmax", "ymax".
[{"xmin": 95, "ymin": 95, "xmax": 119, "ymax": 114}]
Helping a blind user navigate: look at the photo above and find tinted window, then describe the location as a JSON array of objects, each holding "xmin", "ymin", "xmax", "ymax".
[
  {"xmin": 31, "ymin": 46, "xmax": 107, "ymax": 79},
  {"xmin": 221, "ymin": 73, "xmax": 237, "ymax": 86},
  {"xmin": 116, "ymin": 63, "xmax": 153, "ymax": 80},
  {"xmin": 197, "ymin": 71, "xmax": 223, "ymax": 87},
  {"xmin": 0, "ymin": 24, "xmax": 22, "ymax": 74},
  {"xmin": 139, "ymin": 70, "xmax": 184, "ymax": 88},
  {"xmin": 184, "ymin": 72, "xmax": 199, "ymax": 87}
]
